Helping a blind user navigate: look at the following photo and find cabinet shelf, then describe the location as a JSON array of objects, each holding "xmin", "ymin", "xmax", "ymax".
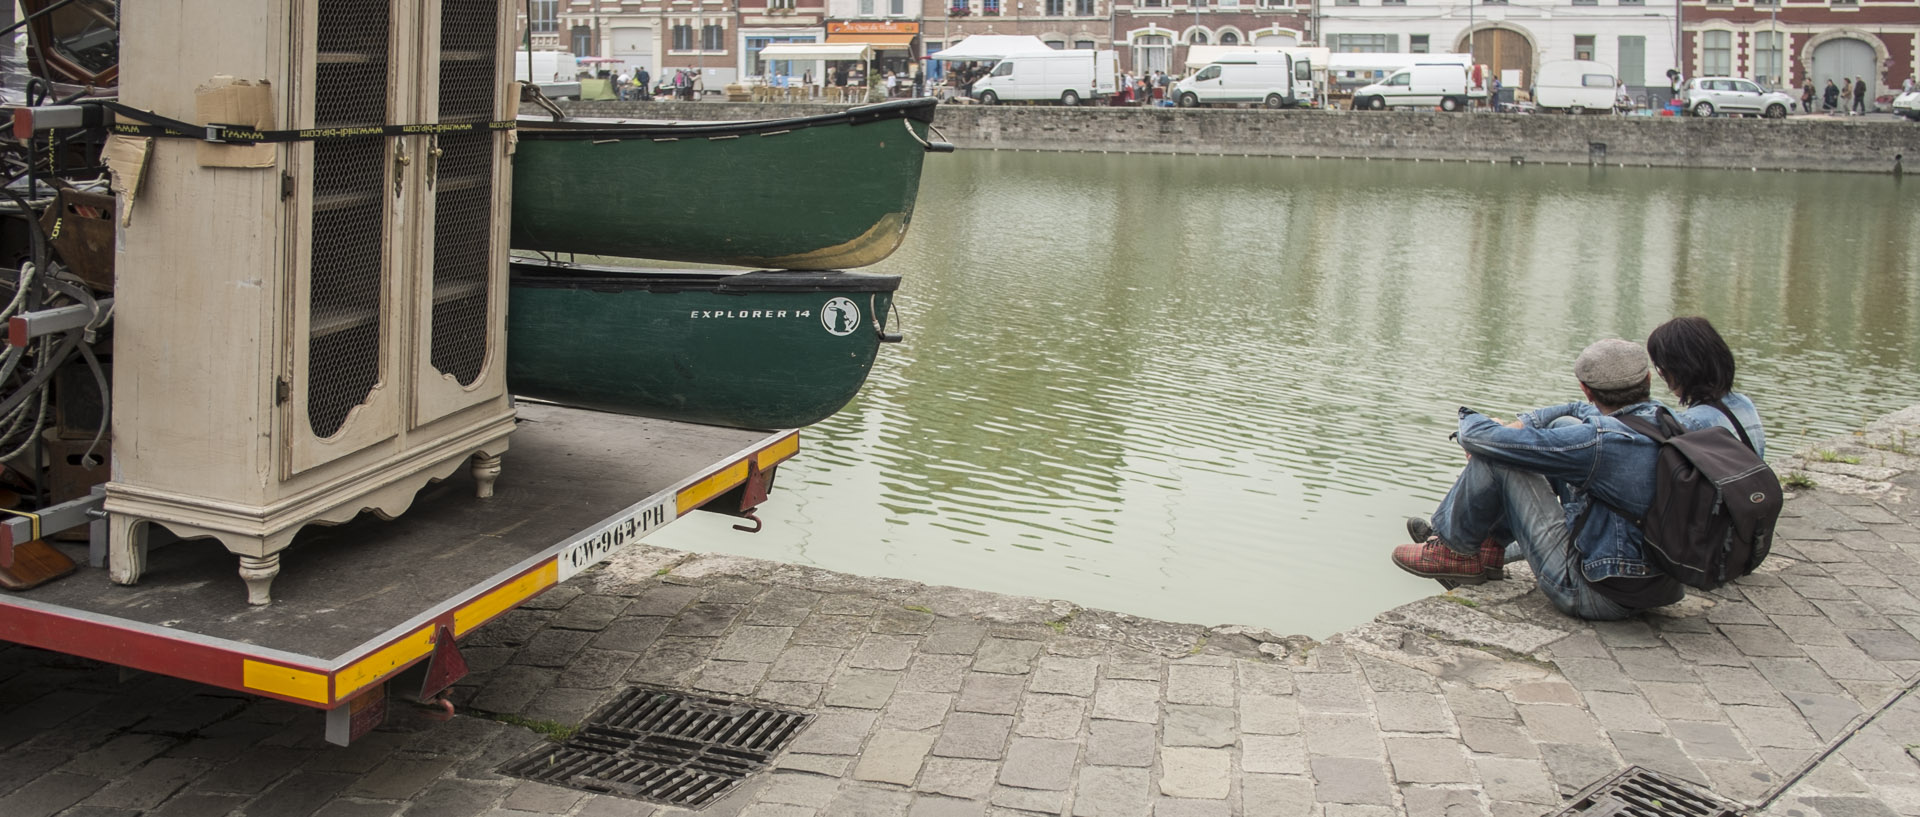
[{"xmin": 308, "ymin": 303, "xmax": 382, "ymax": 341}]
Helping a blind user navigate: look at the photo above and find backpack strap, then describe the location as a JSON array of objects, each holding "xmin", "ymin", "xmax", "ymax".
[
  {"xmin": 1708, "ymin": 399, "xmax": 1758, "ymax": 454},
  {"xmin": 1611, "ymin": 408, "xmax": 1681, "ymax": 443}
]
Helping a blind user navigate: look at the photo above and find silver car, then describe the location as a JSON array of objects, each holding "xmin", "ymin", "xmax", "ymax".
[
  {"xmin": 1682, "ymin": 77, "xmax": 1794, "ymax": 119},
  {"xmin": 1895, "ymin": 89, "xmax": 1920, "ymax": 121}
]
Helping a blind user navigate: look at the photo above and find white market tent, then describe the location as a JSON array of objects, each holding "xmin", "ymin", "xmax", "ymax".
[
  {"xmin": 757, "ymin": 42, "xmax": 875, "ymax": 62},
  {"xmin": 927, "ymin": 35, "xmax": 1053, "ymax": 62},
  {"xmin": 1186, "ymin": 45, "xmax": 1327, "ymax": 72}
]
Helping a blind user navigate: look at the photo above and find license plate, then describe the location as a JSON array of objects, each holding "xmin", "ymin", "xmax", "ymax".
[{"xmin": 557, "ymin": 497, "xmax": 674, "ymax": 582}]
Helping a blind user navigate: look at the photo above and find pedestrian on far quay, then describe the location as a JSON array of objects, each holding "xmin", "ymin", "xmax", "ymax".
[
  {"xmin": 1801, "ymin": 80, "xmax": 1814, "ymax": 114},
  {"xmin": 1853, "ymin": 77, "xmax": 1867, "ymax": 114},
  {"xmin": 1823, "ymin": 79, "xmax": 1840, "ymax": 113}
]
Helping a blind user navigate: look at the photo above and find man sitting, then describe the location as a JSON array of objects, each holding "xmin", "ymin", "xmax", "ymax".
[{"xmin": 1392, "ymin": 339, "xmax": 1683, "ymax": 620}]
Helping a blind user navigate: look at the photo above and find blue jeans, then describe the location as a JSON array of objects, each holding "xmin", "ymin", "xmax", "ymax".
[{"xmin": 1429, "ymin": 457, "xmax": 1635, "ymax": 621}]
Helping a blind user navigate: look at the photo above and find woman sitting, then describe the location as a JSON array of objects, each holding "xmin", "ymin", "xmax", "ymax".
[{"xmin": 1646, "ymin": 316, "xmax": 1765, "ymax": 458}]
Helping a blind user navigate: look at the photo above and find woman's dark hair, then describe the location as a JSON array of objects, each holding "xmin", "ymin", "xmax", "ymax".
[{"xmin": 1647, "ymin": 316, "xmax": 1735, "ymax": 407}]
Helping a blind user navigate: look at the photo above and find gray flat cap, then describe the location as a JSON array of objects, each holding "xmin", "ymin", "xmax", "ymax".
[{"xmin": 1574, "ymin": 338, "xmax": 1650, "ymax": 391}]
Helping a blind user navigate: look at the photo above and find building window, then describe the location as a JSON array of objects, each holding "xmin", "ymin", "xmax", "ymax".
[
  {"xmin": 891, "ymin": 0, "xmax": 905, "ymax": 13},
  {"xmin": 859, "ymin": 0, "xmax": 874, "ymax": 14},
  {"xmin": 1753, "ymin": 0, "xmax": 1776, "ymax": 5},
  {"xmin": 1574, "ymin": 35, "xmax": 1594, "ymax": 60},
  {"xmin": 1076, "ymin": 0, "xmax": 1096, "ymax": 11},
  {"xmin": 1330, "ymin": 34, "xmax": 1397, "ymax": 53},
  {"xmin": 671, "ymin": 24, "xmax": 693, "ymax": 51},
  {"xmin": 1190, "ymin": 30, "xmax": 1208, "ymax": 45},
  {"xmin": 1133, "ymin": 34, "xmax": 1170, "ymax": 72},
  {"xmin": 1382, "ymin": 0, "xmax": 1405, "ymax": 5},
  {"xmin": 1219, "ymin": 31, "xmax": 1238, "ymax": 45},
  {"xmin": 1046, "ymin": 0, "xmax": 1064, "ymax": 13},
  {"xmin": 1618, "ymin": 0, "xmax": 1642, "ymax": 6},
  {"xmin": 1702, "ymin": 30, "xmax": 1731, "ymax": 76},
  {"xmin": 1075, "ymin": 38, "xmax": 1097, "ymax": 48},
  {"xmin": 1334, "ymin": 0, "xmax": 1356, "ymax": 5},
  {"xmin": 771, "ymin": 0, "xmax": 795, "ymax": 7},
  {"xmin": 529, "ymin": 0, "xmax": 558, "ymax": 33},
  {"xmin": 702, "ymin": 24, "xmax": 724, "ymax": 51},
  {"xmin": 1140, "ymin": 0, "xmax": 1163, "ymax": 6},
  {"xmin": 1753, "ymin": 30, "xmax": 1783, "ymax": 85},
  {"xmin": 1573, "ymin": 0, "xmax": 1596, "ymax": 6},
  {"xmin": 571, "ymin": 25, "xmax": 592, "ymax": 54},
  {"xmin": 1409, "ymin": 34, "xmax": 1428, "ymax": 53}
]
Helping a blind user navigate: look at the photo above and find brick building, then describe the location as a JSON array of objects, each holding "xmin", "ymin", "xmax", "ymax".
[
  {"xmin": 1682, "ymin": 0, "xmax": 1919, "ymax": 101},
  {"xmin": 923, "ymin": 0, "xmax": 1309, "ymax": 74}
]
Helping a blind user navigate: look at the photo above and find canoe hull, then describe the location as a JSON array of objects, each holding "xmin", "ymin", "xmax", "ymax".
[
  {"xmin": 512, "ymin": 99, "xmax": 939, "ymax": 270},
  {"xmin": 508, "ymin": 261, "xmax": 900, "ymax": 429}
]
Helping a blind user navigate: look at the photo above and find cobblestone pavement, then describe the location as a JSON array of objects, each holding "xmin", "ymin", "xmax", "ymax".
[{"xmin": 2, "ymin": 407, "xmax": 1919, "ymax": 817}]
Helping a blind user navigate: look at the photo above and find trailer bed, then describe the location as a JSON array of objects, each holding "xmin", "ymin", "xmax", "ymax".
[{"xmin": 0, "ymin": 403, "xmax": 798, "ymax": 715}]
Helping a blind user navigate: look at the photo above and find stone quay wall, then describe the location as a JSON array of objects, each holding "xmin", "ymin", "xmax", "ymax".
[{"xmin": 548, "ymin": 99, "xmax": 1920, "ymax": 174}]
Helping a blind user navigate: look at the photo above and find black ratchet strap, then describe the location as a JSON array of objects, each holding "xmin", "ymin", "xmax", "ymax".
[{"xmin": 99, "ymin": 101, "xmax": 514, "ymax": 145}]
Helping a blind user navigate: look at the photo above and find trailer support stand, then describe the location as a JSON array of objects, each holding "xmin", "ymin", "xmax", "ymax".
[{"xmin": 326, "ymin": 684, "xmax": 388, "ymax": 747}]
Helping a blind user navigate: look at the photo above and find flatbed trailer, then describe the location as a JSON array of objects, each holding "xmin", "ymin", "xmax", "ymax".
[{"xmin": 0, "ymin": 403, "xmax": 798, "ymax": 745}]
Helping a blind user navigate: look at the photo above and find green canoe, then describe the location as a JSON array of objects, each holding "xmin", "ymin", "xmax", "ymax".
[
  {"xmin": 512, "ymin": 98, "xmax": 950, "ymax": 270},
  {"xmin": 508, "ymin": 259, "xmax": 902, "ymax": 430}
]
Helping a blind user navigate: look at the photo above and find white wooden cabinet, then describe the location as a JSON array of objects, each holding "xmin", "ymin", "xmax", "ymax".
[{"xmin": 106, "ymin": 0, "xmax": 518, "ymax": 604}]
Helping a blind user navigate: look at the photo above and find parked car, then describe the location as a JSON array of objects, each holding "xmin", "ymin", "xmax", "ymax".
[
  {"xmin": 1895, "ymin": 89, "xmax": 1920, "ymax": 121},
  {"xmin": 1681, "ymin": 77, "xmax": 1794, "ymax": 119}
]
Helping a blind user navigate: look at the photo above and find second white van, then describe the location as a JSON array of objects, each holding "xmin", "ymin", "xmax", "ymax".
[
  {"xmin": 1173, "ymin": 52, "xmax": 1311, "ymax": 109},
  {"xmin": 973, "ymin": 50, "xmax": 1119, "ymax": 106},
  {"xmin": 1351, "ymin": 63, "xmax": 1472, "ymax": 112}
]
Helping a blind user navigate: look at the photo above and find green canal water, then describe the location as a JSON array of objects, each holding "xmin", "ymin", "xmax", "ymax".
[{"xmin": 654, "ymin": 150, "xmax": 1920, "ymax": 639}]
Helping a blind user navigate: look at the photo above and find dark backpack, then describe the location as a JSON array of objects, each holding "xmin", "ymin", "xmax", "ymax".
[{"xmin": 1607, "ymin": 405, "xmax": 1782, "ymax": 590}]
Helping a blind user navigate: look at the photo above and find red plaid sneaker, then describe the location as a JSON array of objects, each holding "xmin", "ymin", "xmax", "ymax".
[{"xmin": 1391, "ymin": 537, "xmax": 1505, "ymax": 584}]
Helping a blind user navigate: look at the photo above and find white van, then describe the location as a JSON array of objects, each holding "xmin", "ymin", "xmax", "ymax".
[
  {"xmin": 973, "ymin": 50, "xmax": 1119, "ymax": 106},
  {"xmin": 1351, "ymin": 62, "xmax": 1472, "ymax": 112},
  {"xmin": 1533, "ymin": 60, "xmax": 1616, "ymax": 114},
  {"xmin": 1173, "ymin": 52, "xmax": 1312, "ymax": 109},
  {"xmin": 515, "ymin": 50, "xmax": 583, "ymax": 100}
]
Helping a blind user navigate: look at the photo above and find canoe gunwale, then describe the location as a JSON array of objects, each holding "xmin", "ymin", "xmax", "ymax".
[
  {"xmin": 509, "ymin": 260, "xmax": 903, "ymax": 295},
  {"xmin": 517, "ymin": 98, "xmax": 938, "ymax": 141}
]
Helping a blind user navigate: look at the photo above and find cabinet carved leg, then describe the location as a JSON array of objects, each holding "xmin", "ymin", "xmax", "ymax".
[
  {"xmin": 107, "ymin": 515, "xmax": 149, "ymax": 586},
  {"xmin": 239, "ymin": 554, "xmax": 280, "ymax": 606},
  {"xmin": 471, "ymin": 452, "xmax": 503, "ymax": 499}
]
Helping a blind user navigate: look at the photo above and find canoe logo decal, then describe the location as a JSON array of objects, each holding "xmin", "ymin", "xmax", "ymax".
[{"xmin": 822, "ymin": 298, "xmax": 861, "ymax": 337}]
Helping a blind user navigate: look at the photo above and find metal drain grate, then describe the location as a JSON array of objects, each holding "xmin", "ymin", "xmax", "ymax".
[
  {"xmin": 498, "ymin": 686, "xmax": 813, "ymax": 808},
  {"xmin": 1551, "ymin": 766, "xmax": 1743, "ymax": 817}
]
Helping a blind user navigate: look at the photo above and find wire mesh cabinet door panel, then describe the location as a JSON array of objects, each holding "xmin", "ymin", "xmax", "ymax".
[
  {"xmin": 409, "ymin": 0, "xmax": 512, "ymax": 428},
  {"xmin": 284, "ymin": 0, "xmax": 409, "ymax": 475}
]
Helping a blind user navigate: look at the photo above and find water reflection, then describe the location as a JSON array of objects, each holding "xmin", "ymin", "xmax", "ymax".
[{"xmin": 655, "ymin": 151, "xmax": 1920, "ymax": 638}]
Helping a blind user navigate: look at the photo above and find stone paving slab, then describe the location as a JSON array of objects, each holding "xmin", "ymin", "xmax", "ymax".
[{"xmin": 0, "ymin": 408, "xmax": 1918, "ymax": 816}]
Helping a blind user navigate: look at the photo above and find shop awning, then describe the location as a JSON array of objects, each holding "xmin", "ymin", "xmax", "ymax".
[
  {"xmin": 757, "ymin": 42, "xmax": 873, "ymax": 61},
  {"xmin": 825, "ymin": 33, "xmax": 917, "ymax": 50}
]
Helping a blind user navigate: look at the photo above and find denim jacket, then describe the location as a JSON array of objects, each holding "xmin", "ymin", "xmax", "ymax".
[
  {"xmin": 1459, "ymin": 400, "xmax": 1673, "ymax": 585},
  {"xmin": 1675, "ymin": 391, "xmax": 1765, "ymax": 460}
]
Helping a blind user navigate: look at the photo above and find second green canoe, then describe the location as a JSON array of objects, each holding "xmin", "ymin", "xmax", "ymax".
[
  {"xmin": 508, "ymin": 259, "xmax": 902, "ymax": 430},
  {"xmin": 512, "ymin": 98, "xmax": 950, "ymax": 270}
]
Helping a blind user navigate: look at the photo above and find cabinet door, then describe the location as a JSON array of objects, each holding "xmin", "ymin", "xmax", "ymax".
[
  {"xmin": 408, "ymin": 0, "xmax": 512, "ymax": 427},
  {"xmin": 284, "ymin": 0, "xmax": 407, "ymax": 475}
]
